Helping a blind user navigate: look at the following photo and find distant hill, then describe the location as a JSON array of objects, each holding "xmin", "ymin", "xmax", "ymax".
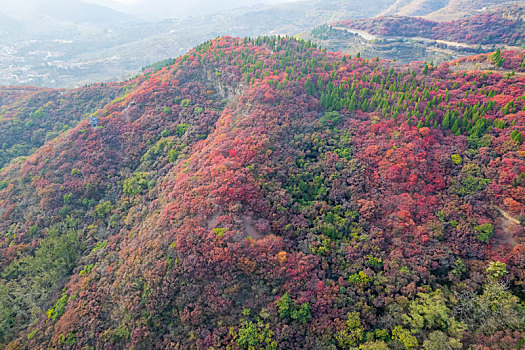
[
  {"xmin": 337, "ymin": 7, "xmax": 525, "ymax": 46},
  {"xmin": 302, "ymin": 5, "xmax": 525, "ymax": 64}
]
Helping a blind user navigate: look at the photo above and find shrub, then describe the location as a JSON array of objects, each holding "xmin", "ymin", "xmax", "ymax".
[
  {"xmin": 489, "ymin": 49, "xmax": 505, "ymax": 67},
  {"xmin": 213, "ymin": 228, "xmax": 227, "ymax": 237},
  {"xmin": 451, "ymin": 154, "xmax": 462, "ymax": 165},
  {"xmin": 236, "ymin": 320, "xmax": 276, "ymax": 349},
  {"xmin": 474, "ymin": 223, "xmax": 493, "ymax": 242},
  {"xmin": 334, "ymin": 312, "xmax": 364, "ymax": 348},
  {"xmin": 176, "ymin": 123, "xmax": 190, "ymax": 137},
  {"xmin": 91, "ymin": 240, "xmax": 108, "ymax": 253},
  {"xmin": 63, "ymin": 193, "xmax": 73, "ymax": 204},
  {"xmin": 28, "ymin": 224, "xmax": 40, "ymax": 237},
  {"xmin": 123, "ymin": 173, "xmax": 149, "ymax": 196},
  {"xmin": 276, "ymin": 293, "xmax": 292, "ymax": 318},
  {"xmin": 46, "ymin": 292, "xmax": 68, "ymax": 322},
  {"xmin": 486, "ymin": 261, "xmax": 507, "ymax": 280},
  {"xmin": 95, "ymin": 201, "xmax": 114, "ymax": 219},
  {"xmin": 79, "ymin": 264, "xmax": 94, "ymax": 276},
  {"xmin": 168, "ymin": 149, "xmax": 180, "ymax": 163},
  {"xmin": 163, "ymin": 106, "xmax": 172, "ymax": 115},
  {"xmin": 320, "ymin": 111, "xmax": 342, "ymax": 127},
  {"xmin": 392, "ymin": 326, "xmax": 418, "ymax": 350},
  {"xmin": 276, "ymin": 293, "xmax": 311, "ymax": 323},
  {"xmin": 348, "ymin": 271, "xmax": 372, "ymax": 285}
]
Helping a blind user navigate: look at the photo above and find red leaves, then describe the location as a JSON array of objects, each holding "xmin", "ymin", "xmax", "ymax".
[
  {"xmin": 418, "ymin": 127, "xmax": 431, "ymax": 137},
  {"xmin": 1, "ymin": 203, "xmax": 15, "ymax": 220},
  {"xmin": 1, "ymin": 34, "xmax": 524, "ymax": 350}
]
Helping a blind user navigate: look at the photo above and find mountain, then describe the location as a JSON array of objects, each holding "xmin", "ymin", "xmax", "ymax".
[
  {"xmin": 0, "ymin": 36, "xmax": 524, "ymax": 349},
  {"xmin": 302, "ymin": 5, "xmax": 525, "ymax": 64},
  {"xmin": 2, "ymin": 0, "xmax": 520, "ymax": 88}
]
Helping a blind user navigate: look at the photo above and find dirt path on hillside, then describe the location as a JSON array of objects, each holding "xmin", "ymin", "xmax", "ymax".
[
  {"xmin": 333, "ymin": 26, "xmax": 520, "ymax": 53},
  {"xmin": 493, "ymin": 208, "xmax": 522, "ymax": 247},
  {"xmin": 332, "ymin": 27, "xmax": 378, "ymax": 41}
]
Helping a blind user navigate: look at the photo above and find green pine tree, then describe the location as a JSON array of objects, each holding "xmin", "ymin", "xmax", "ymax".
[{"xmin": 451, "ymin": 119, "xmax": 460, "ymax": 135}]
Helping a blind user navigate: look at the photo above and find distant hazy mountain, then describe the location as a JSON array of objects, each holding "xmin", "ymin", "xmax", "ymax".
[
  {"xmin": 0, "ymin": 0, "xmax": 135, "ymax": 43},
  {"xmin": 0, "ymin": 12, "xmax": 24, "ymax": 38},
  {"xmin": 0, "ymin": 0, "xmax": 133, "ymax": 26},
  {"xmin": 85, "ymin": 0, "xmax": 298, "ymax": 19},
  {"xmin": 129, "ymin": 0, "xmax": 269, "ymax": 18},
  {"xmin": 35, "ymin": 0, "xmax": 135, "ymax": 25},
  {"xmin": 381, "ymin": 0, "xmax": 523, "ymax": 20}
]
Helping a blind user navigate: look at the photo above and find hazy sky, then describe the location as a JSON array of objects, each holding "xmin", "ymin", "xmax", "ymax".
[
  {"xmin": 91, "ymin": 0, "xmax": 299, "ymax": 20},
  {"xmin": 86, "ymin": 0, "xmax": 293, "ymax": 6},
  {"xmin": 84, "ymin": 0, "xmax": 296, "ymax": 19}
]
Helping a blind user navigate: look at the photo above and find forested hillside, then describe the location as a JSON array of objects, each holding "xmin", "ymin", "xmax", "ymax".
[
  {"xmin": 337, "ymin": 9, "xmax": 525, "ymax": 46},
  {"xmin": 0, "ymin": 36, "xmax": 524, "ymax": 349}
]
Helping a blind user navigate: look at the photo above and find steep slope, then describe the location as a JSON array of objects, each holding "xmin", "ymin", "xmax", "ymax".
[
  {"xmin": 450, "ymin": 49, "xmax": 525, "ymax": 73},
  {"xmin": 0, "ymin": 37, "xmax": 525, "ymax": 349}
]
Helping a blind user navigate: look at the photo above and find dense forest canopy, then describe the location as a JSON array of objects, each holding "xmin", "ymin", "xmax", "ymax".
[{"xmin": 0, "ymin": 35, "xmax": 524, "ymax": 349}]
